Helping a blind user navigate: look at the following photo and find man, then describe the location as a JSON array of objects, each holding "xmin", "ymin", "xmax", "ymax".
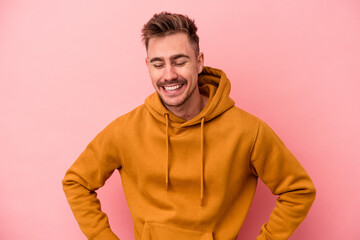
[{"xmin": 63, "ymin": 12, "xmax": 316, "ymax": 240}]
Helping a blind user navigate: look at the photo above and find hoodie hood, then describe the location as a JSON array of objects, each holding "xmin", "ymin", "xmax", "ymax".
[{"xmin": 144, "ymin": 66, "xmax": 235, "ymax": 126}]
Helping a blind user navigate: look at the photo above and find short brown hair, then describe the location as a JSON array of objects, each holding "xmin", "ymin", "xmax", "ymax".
[{"xmin": 141, "ymin": 12, "xmax": 200, "ymax": 56}]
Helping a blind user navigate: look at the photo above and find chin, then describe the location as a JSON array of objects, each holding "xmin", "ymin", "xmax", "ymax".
[
  {"xmin": 159, "ymin": 94, "xmax": 186, "ymax": 107},
  {"xmin": 162, "ymin": 99, "xmax": 185, "ymax": 108}
]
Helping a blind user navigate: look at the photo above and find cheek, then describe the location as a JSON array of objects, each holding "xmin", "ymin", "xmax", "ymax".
[
  {"xmin": 187, "ymin": 69, "xmax": 198, "ymax": 84},
  {"xmin": 149, "ymin": 71, "xmax": 162, "ymax": 87},
  {"xmin": 178, "ymin": 67, "xmax": 194, "ymax": 80}
]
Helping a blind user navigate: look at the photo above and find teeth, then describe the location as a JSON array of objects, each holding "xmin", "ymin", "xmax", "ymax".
[{"xmin": 164, "ymin": 84, "xmax": 182, "ymax": 91}]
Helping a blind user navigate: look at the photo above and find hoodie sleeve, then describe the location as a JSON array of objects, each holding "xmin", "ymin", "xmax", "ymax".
[
  {"xmin": 249, "ymin": 120, "xmax": 316, "ymax": 240},
  {"xmin": 62, "ymin": 120, "xmax": 122, "ymax": 240}
]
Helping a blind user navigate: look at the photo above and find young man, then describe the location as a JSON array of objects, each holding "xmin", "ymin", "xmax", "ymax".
[{"xmin": 63, "ymin": 12, "xmax": 316, "ymax": 240}]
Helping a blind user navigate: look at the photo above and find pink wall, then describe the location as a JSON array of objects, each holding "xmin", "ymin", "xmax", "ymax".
[{"xmin": 1, "ymin": 0, "xmax": 359, "ymax": 239}]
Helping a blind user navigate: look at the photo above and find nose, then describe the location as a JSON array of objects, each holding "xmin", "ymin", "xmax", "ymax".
[{"xmin": 164, "ymin": 65, "xmax": 178, "ymax": 82}]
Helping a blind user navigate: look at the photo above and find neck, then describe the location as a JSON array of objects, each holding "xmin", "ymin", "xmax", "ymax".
[{"xmin": 166, "ymin": 90, "xmax": 208, "ymax": 121}]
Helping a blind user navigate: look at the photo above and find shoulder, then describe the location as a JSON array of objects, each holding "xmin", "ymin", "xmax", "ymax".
[
  {"xmin": 223, "ymin": 106, "xmax": 261, "ymax": 130},
  {"xmin": 108, "ymin": 104, "xmax": 148, "ymax": 129},
  {"xmin": 82, "ymin": 104, "xmax": 148, "ymax": 150}
]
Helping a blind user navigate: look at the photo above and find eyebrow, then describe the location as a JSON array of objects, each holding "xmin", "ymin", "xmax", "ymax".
[
  {"xmin": 149, "ymin": 57, "xmax": 164, "ymax": 63},
  {"xmin": 170, "ymin": 54, "xmax": 190, "ymax": 61},
  {"xmin": 149, "ymin": 54, "xmax": 190, "ymax": 63}
]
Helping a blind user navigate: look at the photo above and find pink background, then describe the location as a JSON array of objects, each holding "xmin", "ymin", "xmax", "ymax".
[{"xmin": 1, "ymin": 0, "xmax": 359, "ymax": 239}]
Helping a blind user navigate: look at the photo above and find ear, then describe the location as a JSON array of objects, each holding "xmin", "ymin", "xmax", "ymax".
[
  {"xmin": 145, "ymin": 57, "xmax": 149, "ymax": 68},
  {"xmin": 197, "ymin": 52, "xmax": 204, "ymax": 74}
]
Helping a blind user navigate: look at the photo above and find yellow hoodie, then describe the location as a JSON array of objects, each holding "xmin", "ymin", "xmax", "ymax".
[{"xmin": 63, "ymin": 66, "xmax": 316, "ymax": 240}]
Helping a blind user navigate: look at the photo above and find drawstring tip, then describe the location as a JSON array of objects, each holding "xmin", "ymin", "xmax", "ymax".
[
  {"xmin": 200, "ymin": 197, "xmax": 204, "ymax": 206},
  {"xmin": 166, "ymin": 181, "xmax": 169, "ymax": 191}
]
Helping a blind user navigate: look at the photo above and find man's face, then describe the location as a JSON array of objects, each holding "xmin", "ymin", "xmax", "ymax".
[{"xmin": 145, "ymin": 33, "xmax": 204, "ymax": 108}]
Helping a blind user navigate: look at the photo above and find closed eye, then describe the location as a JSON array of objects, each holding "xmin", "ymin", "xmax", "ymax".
[
  {"xmin": 152, "ymin": 63, "xmax": 165, "ymax": 68},
  {"xmin": 173, "ymin": 62, "xmax": 186, "ymax": 66}
]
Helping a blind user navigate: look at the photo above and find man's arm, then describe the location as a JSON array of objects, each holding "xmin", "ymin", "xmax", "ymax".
[
  {"xmin": 250, "ymin": 120, "xmax": 316, "ymax": 240},
  {"xmin": 62, "ymin": 121, "xmax": 122, "ymax": 240}
]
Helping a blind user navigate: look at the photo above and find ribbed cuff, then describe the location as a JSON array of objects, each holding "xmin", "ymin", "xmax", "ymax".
[
  {"xmin": 90, "ymin": 226, "xmax": 120, "ymax": 240},
  {"xmin": 256, "ymin": 234, "xmax": 266, "ymax": 240}
]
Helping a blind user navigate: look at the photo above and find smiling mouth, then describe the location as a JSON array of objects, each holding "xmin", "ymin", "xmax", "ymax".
[
  {"xmin": 163, "ymin": 84, "xmax": 183, "ymax": 91},
  {"xmin": 158, "ymin": 78, "xmax": 187, "ymax": 94}
]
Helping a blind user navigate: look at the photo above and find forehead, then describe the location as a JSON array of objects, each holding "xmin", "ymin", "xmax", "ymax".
[{"xmin": 147, "ymin": 33, "xmax": 195, "ymax": 59}]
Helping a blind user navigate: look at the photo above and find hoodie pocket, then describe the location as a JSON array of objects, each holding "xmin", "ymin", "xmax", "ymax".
[{"xmin": 141, "ymin": 222, "xmax": 214, "ymax": 240}]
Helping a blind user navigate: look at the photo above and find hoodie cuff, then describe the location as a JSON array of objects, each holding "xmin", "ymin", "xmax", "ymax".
[
  {"xmin": 90, "ymin": 226, "xmax": 120, "ymax": 240},
  {"xmin": 256, "ymin": 234, "xmax": 266, "ymax": 240}
]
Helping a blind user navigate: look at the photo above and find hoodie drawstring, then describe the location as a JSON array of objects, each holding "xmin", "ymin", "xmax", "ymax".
[
  {"xmin": 165, "ymin": 113, "xmax": 169, "ymax": 191},
  {"xmin": 200, "ymin": 117, "xmax": 205, "ymax": 206},
  {"xmin": 164, "ymin": 114, "xmax": 206, "ymax": 206}
]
